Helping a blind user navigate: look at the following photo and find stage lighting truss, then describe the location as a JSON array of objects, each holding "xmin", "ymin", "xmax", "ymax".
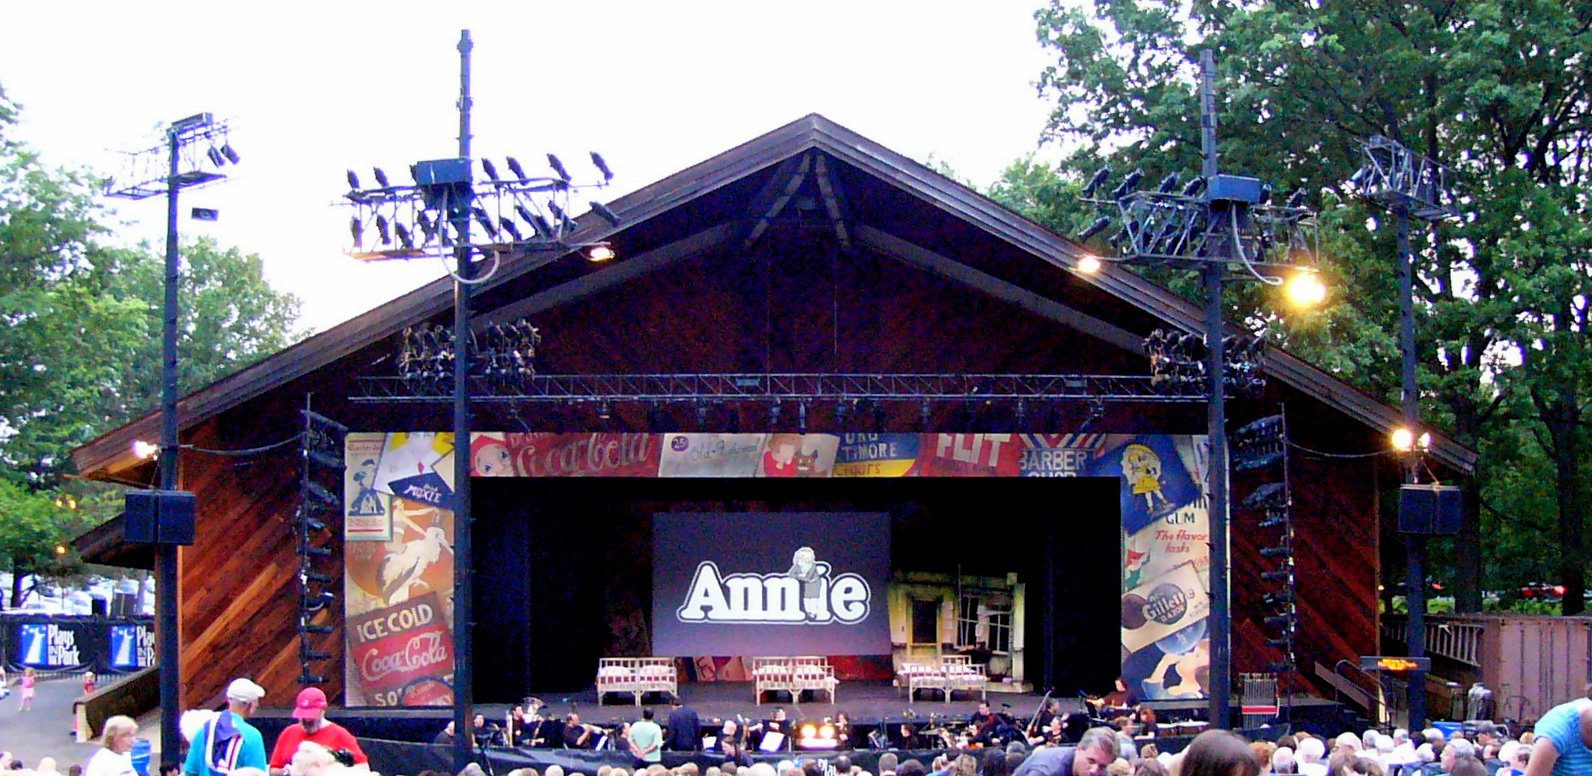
[
  {"xmin": 343, "ymin": 152, "xmax": 619, "ymax": 271},
  {"xmin": 296, "ymin": 404, "xmax": 347, "ymax": 684},
  {"xmin": 1078, "ymin": 168, "xmax": 1320, "ymax": 280},
  {"xmin": 1348, "ymin": 136, "xmax": 1460, "ymax": 222},
  {"xmin": 398, "ymin": 319, "xmax": 542, "ymax": 390},
  {"xmin": 106, "ymin": 113, "xmax": 240, "ymax": 200},
  {"xmin": 1145, "ymin": 329, "xmax": 1267, "ymax": 396},
  {"xmin": 350, "ymin": 371, "xmax": 1212, "ymax": 405},
  {"xmin": 1232, "ymin": 410, "xmax": 1298, "ymax": 672}
]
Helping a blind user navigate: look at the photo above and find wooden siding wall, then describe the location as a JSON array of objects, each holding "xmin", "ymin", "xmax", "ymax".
[{"xmin": 171, "ymin": 234, "xmax": 1380, "ymax": 708}]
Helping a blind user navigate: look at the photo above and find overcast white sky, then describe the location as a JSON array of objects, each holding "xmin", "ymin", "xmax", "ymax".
[{"xmin": 1, "ymin": 1, "xmax": 1066, "ymax": 332}]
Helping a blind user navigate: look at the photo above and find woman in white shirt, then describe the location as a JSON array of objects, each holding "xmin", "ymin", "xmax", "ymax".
[{"xmin": 85, "ymin": 715, "xmax": 139, "ymax": 776}]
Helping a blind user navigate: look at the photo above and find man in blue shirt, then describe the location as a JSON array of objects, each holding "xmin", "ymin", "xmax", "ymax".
[
  {"xmin": 1012, "ymin": 727, "xmax": 1118, "ymax": 776},
  {"xmin": 1524, "ymin": 692, "xmax": 1592, "ymax": 776},
  {"xmin": 184, "ymin": 678, "xmax": 268, "ymax": 776}
]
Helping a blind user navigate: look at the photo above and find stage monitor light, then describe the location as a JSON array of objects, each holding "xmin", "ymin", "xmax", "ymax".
[
  {"xmin": 507, "ymin": 156, "xmax": 527, "ymax": 180},
  {"xmin": 591, "ymin": 201, "xmax": 622, "ymax": 226},
  {"xmin": 1081, "ymin": 166, "xmax": 1111, "ymax": 198},
  {"xmin": 547, "ymin": 153, "xmax": 572, "ymax": 183},
  {"xmin": 1285, "ymin": 271, "xmax": 1327, "ymax": 308},
  {"xmin": 587, "ymin": 243, "xmax": 615, "ymax": 262},
  {"xmin": 591, "ymin": 151, "xmax": 614, "ymax": 182},
  {"xmin": 481, "ymin": 158, "xmax": 499, "ymax": 181}
]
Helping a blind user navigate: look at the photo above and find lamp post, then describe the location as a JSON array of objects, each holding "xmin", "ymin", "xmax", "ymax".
[
  {"xmin": 342, "ymin": 30, "xmax": 617, "ymax": 771},
  {"xmin": 1077, "ymin": 50, "xmax": 1324, "ymax": 729},
  {"xmin": 1348, "ymin": 134, "xmax": 1459, "ymax": 730},
  {"xmin": 107, "ymin": 113, "xmax": 239, "ymax": 768}
]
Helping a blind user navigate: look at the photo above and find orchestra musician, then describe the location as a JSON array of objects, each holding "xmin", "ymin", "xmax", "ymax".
[
  {"xmin": 834, "ymin": 711, "xmax": 853, "ymax": 750},
  {"xmin": 967, "ymin": 701, "xmax": 1016, "ymax": 746},
  {"xmin": 563, "ymin": 713, "xmax": 597, "ymax": 749},
  {"xmin": 1027, "ymin": 715, "xmax": 1065, "ymax": 747},
  {"xmin": 1085, "ymin": 677, "xmax": 1139, "ymax": 716},
  {"xmin": 744, "ymin": 707, "xmax": 792, "ymax": 752},
  {"xmin": 716, "ymin": 720, "xmax": 753, "ymax": 766}
]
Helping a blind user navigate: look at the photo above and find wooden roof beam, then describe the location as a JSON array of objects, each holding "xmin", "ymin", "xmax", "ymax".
[
  {"xmin": 814, "ymin": 154, "xmax": 852, "ymax": 250},
  {"xmin": 743, "ymin": 152, "xmax": 812, "ymax": 249},
  {"xmin": 855, "ymin": 224, "xmax": 1144, "ymax": 354}
]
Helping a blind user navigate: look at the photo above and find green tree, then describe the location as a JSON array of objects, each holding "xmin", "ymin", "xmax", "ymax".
[
  {"xmin": 1028, "ymin": 0, "xmax": 1592, "ymax": 611},
  {"xmin": 0, "ymin": 84, "xmax": 304, "ymax": 602}
]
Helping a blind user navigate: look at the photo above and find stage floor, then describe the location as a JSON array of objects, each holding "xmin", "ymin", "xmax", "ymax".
[{"xmin": 484, "ymin": 681, "xmax": 1100, "ymax": 726}]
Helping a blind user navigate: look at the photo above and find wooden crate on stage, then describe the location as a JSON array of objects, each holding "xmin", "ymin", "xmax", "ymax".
[{"xmin": 596, "ymin": 657, "xmax": 678, "ymax": 706}]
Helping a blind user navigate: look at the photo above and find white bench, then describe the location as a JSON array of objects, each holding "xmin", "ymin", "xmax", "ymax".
[
  {"xmin": 751, "ymin": 656, "xmax": 838, "ymax": 704},
  {"xmin": 596, "ymin": 657, "xmax": 678, "ymax": 706}
]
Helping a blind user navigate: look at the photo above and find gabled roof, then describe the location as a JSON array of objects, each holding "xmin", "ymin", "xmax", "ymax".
[{"xmin": 71, "ymin": 114, "xmax": 1476, "ymax": 476}]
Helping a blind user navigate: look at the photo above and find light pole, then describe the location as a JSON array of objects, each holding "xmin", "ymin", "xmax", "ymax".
[
  {"xmin": 1078, "ymin": 50, "xmax": 1324, "ymax": 728},
  {"xmin": 1348, "ymin": 134, "xmax": 1459, "ymax": 730},
  {"xmin": 342, "ymin": 29, "xmax": 617, "ymax": 771},
  {"xmin": 107, "ymin": 113, "xmax": 239, "ymax": 768}
]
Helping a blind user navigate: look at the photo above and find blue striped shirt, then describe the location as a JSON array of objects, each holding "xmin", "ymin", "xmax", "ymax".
[{"xmin": 1534, "ymin": 698, "xmax": 1592, "ymax": 776}]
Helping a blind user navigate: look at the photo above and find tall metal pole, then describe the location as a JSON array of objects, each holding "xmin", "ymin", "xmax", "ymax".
[
  {"xmin": 157, "ymin": 124, "xmax": 183, "ymax": 769},
  {"xmin": 451, "ymin": 28, "xmax": 477, "ymax": 774},
  {"xmin": 1198, "ymin": 49, "xmax": 1233, "ymax": 730},
  {"xmin": 1396, "ymin": 204, "xmax": 1427, "ymax": 730}
]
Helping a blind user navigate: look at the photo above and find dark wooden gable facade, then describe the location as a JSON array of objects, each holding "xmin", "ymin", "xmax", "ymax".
[{"xmin": 73, "ymin": 114, "xmax": 1472, "ymax": 708}]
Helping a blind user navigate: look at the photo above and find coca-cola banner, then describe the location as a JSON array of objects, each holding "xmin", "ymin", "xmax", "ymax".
[{"xmin": 343, "ymin": 433, "xmax": 457, "ymax": 706}]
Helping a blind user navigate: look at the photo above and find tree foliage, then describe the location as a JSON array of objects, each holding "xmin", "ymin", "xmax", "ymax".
[
  {"xmin": 0, "ymin": 84, "xmax": 304, "ymax": 601},
  {"xmin": 1026, "ymin": 0, "xmax": 1592, "ymax": 608}
]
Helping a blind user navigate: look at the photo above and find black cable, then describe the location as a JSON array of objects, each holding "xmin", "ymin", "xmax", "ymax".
[
  {"xmin": 181, "ymin": 433, "xmax": 304, "ymax": 456},
  {"xmin": 1285, "ymin": 440, "xmax": 1392, "ymax": 459}
]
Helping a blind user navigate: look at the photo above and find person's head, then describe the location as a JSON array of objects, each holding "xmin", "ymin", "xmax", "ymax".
[
  {"xmin": 25, "ymin": 667, "xmax": 35, "ymax": 677},
  {"xmin": 982, "ymin": 749, "xmax": 1009, "ymax": 776},
  {"xmin": 1297, "ymin": 737, "xmax": 1326, "ymax": 765},
  {"xmin": 475, "ymin": 714, "xmax": 487, "ymax": 727},
  {"xmin": 100, "ymin": 715, "xmax": 138, "ymax": 754},
  {"xmin": 979, "ymin": 701, "xmax": 991, "ymax": 714},
  {"xmin": 1276, "ymin": 735, "xmax": 1298, "ymax": 752},
  {"xmin": 37, "ymin": 757, "xmax": 57, "ymax": 774},
  {"xmin": 722, "ymin": 719, "xmax": 737, "ymax": 735},
  {"xmin": 546, "ymin": 766, "xmax": 565, "ymax": 776},
  {"xmin": 773, "ymin": 707, "xmax": 787, "ymax": 721},
  {"xmin": 1446, "ymin": 757, "xmax": 1485, "ymax": 776},
  {"xmin": 569, "ymin": 713, "xmax": 582, "ymax": 726},
  {"xmin": 1334, "ymin": 733, "xmax": 1362, "ymax": 754},
  {"xmin": 292, "ymin": 687, "xmax": 330, "ymax": 730},
  {"xmin": 1116, "ymin": 677, "xmax": 1128, "ymax": 693},
  {"xmin": 1073, "ymin": 727, "xmax": 1121, "ymax": 776},
  {"xmin": 1441, "ymin": 739, "xmax": 1475, "ymax": 771},
  {"xmin": 290, "ymin": 742, "xmax": 337, "ymax": 776},
  {"xmin": 1249, "ymin": 741, "xmax": 1277, "ymax": 772},
  {"xmin": 720, "ymin": 765, "xmax": 736, "ymax": 776},
  {"xmin": 70, "ymin": 766, "xmax": 85, "ymax": 776},
  {"xmin": 895, "ymin": 761, "xmax": 926, "ymax": 776},
  {"xmin": 1180, "ymin": 730, "xmax": 1261, "ymax": 776},
  {"xmin": 833, "ymin": 757, "xmax": 851, "ymax": 775},
  {"xmin": 837, "ymin": 711, "xmax": 850, "ymax": 724},
  {"xmin": 1106, "ymin": 761, "xmax": 1132, "ymax": 776},
  {"xmin": 952, "ymin": 755, "xmax": 978, "ymax": 776},
  {"xmin": 1270, "ymin": 747, "xmax": 1295, "ymax": 775},
  {"xmin": 1004, "ymin": 753, "xmax": 1027, "ymax": 776},
  {"xmin": 878, "ymin": 753, "xmax": 898, "ymax": 774},
  {"xmin": 643, "ymin": 708, "xmax": 655, "ymax": 721},
  {"xmin": 1138, "ymin": 706, "xmax": 1157, "ymax": 725},
  {"xmin": 225, "ymin": 677, "xmax": 266, "ymax": 716},
  {"xmin": 672, "ymin": 698, "xmax": 684, "ymax": 709},
  {"xmin": 1133, "ymin": 760, "xmax": 1168, "ymax": 776}
]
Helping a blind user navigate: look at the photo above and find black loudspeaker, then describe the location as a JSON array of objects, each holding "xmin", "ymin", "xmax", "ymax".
[
  {"xmin": 1399, "ymin": 484, "xmax": 1463, "ymax": 535},
  {"xmin": 124, "ymin": 489, "xmax": 197, "ymax": 545}
]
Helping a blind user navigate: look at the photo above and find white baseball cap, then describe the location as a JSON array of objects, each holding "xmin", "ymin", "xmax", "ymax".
[{"xmin": 226, "ymin": 678, "xmax": 266, "ymax": 703}]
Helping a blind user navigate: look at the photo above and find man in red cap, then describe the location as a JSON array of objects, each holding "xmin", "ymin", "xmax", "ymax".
[{"xmin": 268, "ymin": 687, "xmax": 368, "ymax": 775}]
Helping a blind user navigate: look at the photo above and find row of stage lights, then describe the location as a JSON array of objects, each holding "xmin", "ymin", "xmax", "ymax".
[
  {"xmin": 345, "ymin": 153, "xmax": 619, "ymax": 259},
  {"xmin": 1144, "ymin": 329, "xmax": 1267, "ymax": 396}
]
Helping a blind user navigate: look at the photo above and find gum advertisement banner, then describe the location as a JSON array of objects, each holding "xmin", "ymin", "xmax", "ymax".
[{"xmin": 348, "ymin": 431, "xmax": 1206, "ymax": 704}]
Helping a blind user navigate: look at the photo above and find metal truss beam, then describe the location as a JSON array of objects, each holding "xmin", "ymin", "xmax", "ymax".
[{"xmin": 350, "ymin": 372, "xmax": 1207, "ymax": 404}]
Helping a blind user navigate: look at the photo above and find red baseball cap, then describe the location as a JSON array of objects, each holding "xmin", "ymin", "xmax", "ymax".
[{"xmin": 292, "ymin": 687, "xmax": 328, "ymax": 720}]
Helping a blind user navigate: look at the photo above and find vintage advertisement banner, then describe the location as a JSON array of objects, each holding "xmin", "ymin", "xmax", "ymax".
[{"xmin": 348, "ymin": 431, "xmax": 1208, "ymax": 705}]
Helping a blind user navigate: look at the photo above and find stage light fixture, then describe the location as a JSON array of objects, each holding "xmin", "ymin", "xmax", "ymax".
[
  {"xmin": 373, "ymin": 167, "xmax": 391, "ymax": 188},
  {"xmin": 770, "ymin": 403, "xmax": 782, "ymax": 426},
  {"xmin": 499, "ymin": 217, "xmax": 523, "ymax": 242},
  {"xmin": 302, "ymin": 515, "xmax": 328, "ymax": 532},
  {"xmin": 222, "ymin": 143, "xmax": 240, "ymax": 164},
  {"xmin": 207, "ymin": 147, "xmax": 226, "ymax": 167},
  {"xmin": 347, "ymin": 170, "xmax": 361, "ymax": 190},
  {"xmin": 696, "ymin": 402, "xmax": 709, "ymax": 428},
  {"xmin": 587, "ymin": 243, "xmax": 615, "ymax": 262},
  {"xmin": 506, "ymin": 156, "xmax": 527, "ymax": 180},
  {"xmin": 547, "ymin": 153, "xmax": 572, "ymax": 183},
  {"xmin": 598, "ymin": 401, "xmax": 611, "ymax": 420},
  {"xmin": 132, "ymin": 439, "xmax": 160, "ymax": 460},
  {"xmin": 1391, "ymin": 427, "xmax": 1415, "ymax": 452},
  {"xmin": 1259, "ymin": 544, "xmax": 1291, "ymax": 558},
  {"xmin": 1243, "ymin": 482, "xmax": 1289, "ymax": 511},
  {"xmin": 1261, "ymin": 566, "xmax": 1294, "ymax": 584},
  {"xmin": 301, "ymin": 649, "xmax": 332, "ymax": 661},
  {"xmin": 1078, "ymin": 217, "xmax": 1112, "ymax": 242},
  {"xmin": 548, "ymin": 201, "xmax": 572, "ymax": 230},
  {"xmin": 1157, "ymin": 172, "xmax": 1180, "ymax": 193},
  {"xmin": 305, "ymin": 544, "xmax": 333, "ymax": 558},
  {"xmin": 591, "ymin": 151, "xmax": 614, "ymax": 182},
  {"xmin": 1078, "ymin": 254, "xmax": 1103, "ymax": 274},
  {"xmin": 482, "ymin": 158, "xmax": 499, "ymax": 181},
  {"xmin": 798, "ymin": 402, "xmax": 808, "ymax": 433},
  {"xmin": 375, "ymin": 215, "xmax": 392, "ymax": 246},
  {"xmin": 298, "ymin": 622, "xmax": 334, "ymax": 635},
  {"xmin": 1285, "ymin": 270, "xmax": 1327, "ymax": 308},
  {"xmin": 1081, "ymin": 166, "xmax": 1111, "ymax": 198},
  {"xmin": 591, "ymin": 200, "xmax": 622, "ymax": 226},
  {"xmin": 395, "ymin": 223, "xmax": 415, "ymax": 250},
  {"xmin": 301, "ymin": 570, "xmax": 334, "ymax": 584}
]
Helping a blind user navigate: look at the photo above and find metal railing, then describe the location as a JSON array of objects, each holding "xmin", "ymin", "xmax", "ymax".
[{"xmin": 1382, "ymin": 616, "xmax": 1484, "ymax": 667}]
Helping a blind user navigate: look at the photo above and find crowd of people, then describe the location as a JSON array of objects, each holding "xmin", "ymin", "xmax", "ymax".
[{"xmin": 3, "ymin": 678, "xmax": 1587, "ymax": 776}]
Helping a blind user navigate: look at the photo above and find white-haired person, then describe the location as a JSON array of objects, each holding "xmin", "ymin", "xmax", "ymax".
[
  {"xmin": 86, "ymin": 715, "xmax": 139, "ymax": 776},
  {"xmin": 1297, "ymin": 736, "xmax": 1328, "ymax": 776}
]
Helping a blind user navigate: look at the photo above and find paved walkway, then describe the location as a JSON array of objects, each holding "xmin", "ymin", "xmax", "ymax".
[{"xmin": 0, "ymin": 677, "xmax": 164, "ymax": 769}]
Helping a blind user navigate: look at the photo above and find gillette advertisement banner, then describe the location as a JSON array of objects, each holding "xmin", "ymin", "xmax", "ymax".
[
  {"xmin": 652, "ymin": 512, "xmax": 892, "ymax": 657},
  {"xmin": 3, "ymin": 616, "xmax": 155, "ymax": 673}
]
